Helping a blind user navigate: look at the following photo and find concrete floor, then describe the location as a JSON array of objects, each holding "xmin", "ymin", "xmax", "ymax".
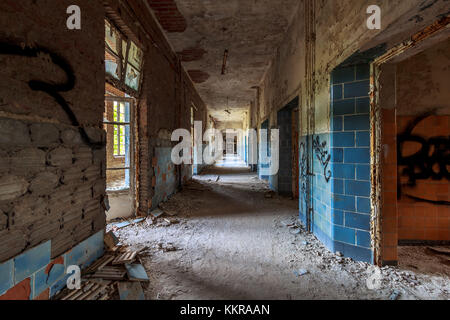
[{"xmin": 111, "ymin": 156, "xmax": 450, "ymax": 300}]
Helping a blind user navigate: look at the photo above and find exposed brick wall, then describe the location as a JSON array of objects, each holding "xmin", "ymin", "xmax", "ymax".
[{"xmin": 0, "ymin": 0, "xmax": 105, "ymax": 267}]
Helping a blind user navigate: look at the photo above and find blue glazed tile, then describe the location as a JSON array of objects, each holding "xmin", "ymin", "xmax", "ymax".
[
  {"xmin": 345, "ymin": 180, "xmax": 370, "ymax": 197},
  {"xmin": 333, "ymin": 99, "xmax": 355, "ymax": 116},
  {"xmin": 356, "ymin": 131, "xmax": 370, "ymax": 147},
  {"xmin": 356, "ymin": 97, "xmax": 370, "ymax": 113},
  {"xmin": 357, "ymin": 197, "xmax": 371, "ymax": 214},
  {"xmin": 332, "ymin": 84, "xmax": 343, "ymax": 101},
  {"xmin": 49, "ymin": 274, "xmax": 70, "ymax": 298},
  {"xmin": 33, "ymin": 262, "xmax": 65, "ymax": 298},
  {"xmin": 345, "ymin": 212, "xmax": 371, "ymax": 231},
  {"xmin": 334, "ymin": 241, "xmax": 372, "ymax": 263},
  {"xmin": 0, "ymin": 259, "xmax": 14, "ymax": 295},
  {"xmin": 334, "ymin": 225, "xmax": 356, "ymax": 245},
  {"xmin": 331, "ymin": 148, "xmax": 343, "ymax": 163},
  {"xmin": 332, "ymin": 116, "xmax": 343, "ymax": 131},
  {"xmin": 332, "ymin": 163, "xmax": 355, "ymax": 179},
  {"xmin": 356, "ymin": 64, "xmax": 370, "ymax": 80},
  {"xmin": 332, "ymin": 66, "xmax": 355, "ymax": 84},
  {"xmin": 344, "ymin": 148, "xmax": 370, "ymax": 164},
  {"xmin": 332, "ymin": 132, "xmax": 355, "ymax": 148},
  {"xmin": 357, "ymin": 230, "xmax": 371, "ymax": 248},
  {"xmin": 332, "ymin": 179, "xmax": 344, "ymax": 195},
  {"xmin": 356, "ymin": 164, "xmax": 371, "ymax": 181},
  {"xmin": 344, "ymin": 80, "xmax": 370, "ymax": 98},
  {"xmin": 14, "ymin": 241, "xmax": 51, "ymax": 284},
  {"xmin": 344, "ymin": 115, "xmax": 370, "ymax": 131},
  {"xmin": 333, "ymin": 210, "xmax": 344, "ymax": 226},
  {"xmin": 332, "ymin": 194, "xmax": 356, "ymax": 211}
]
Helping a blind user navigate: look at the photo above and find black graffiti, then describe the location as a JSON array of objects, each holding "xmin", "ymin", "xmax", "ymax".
[
  {"xmin": 313, "ymin": 136, "xmax": 331, "ymax": 183},
  {"xmin": 0, "ymin": 41, "xmax": 104, "ymax": 149},
  {"xmin": 397, "ymin": 111, "xmax": 450, "ymax": 205}
]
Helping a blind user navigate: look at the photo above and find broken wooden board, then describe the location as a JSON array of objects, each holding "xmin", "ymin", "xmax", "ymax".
[
  {"xmin": 83, "ymin": 255, "xmax": 115, "ymax": 275},
  {"xmin": 125, "ymin": 263, "xmax": 149, "ymax": 282},
  {"xmin": 61, "ymin": 280, "xmax": 113, "ymax": 301},
  {"xmin": 113, "ymin": 221, "xmax": 131, "ymax": 229},
  {"xmin": 112, "ymin": 251, "xmax": 137, "ymax": 265},
  {"xmin": 90, "ymin": 266, "xmax": 127, "ymax": 280},
  {"xmin": 118, "ymin": 282, "xmax": 145, "ymax": 300},
  {"xmin": 104, "ymin": 231, "xmax": 119, "ymax": 250}
]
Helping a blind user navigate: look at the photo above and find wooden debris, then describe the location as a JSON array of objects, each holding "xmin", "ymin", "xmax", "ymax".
[
  {"xmin": 83, "ymin": 255, "xmax": 114, "ymax": 275},
  {"xmin": 89, "ymin": 266, "xmax": 127, "ymax": 280},
  {"xmin": 112, "ymin": 251, "xmax": 137, "ymax": 265},
  {"xmin": 104, "ymin": 231, "xmax": 119, "ymax": 250},
  {"xmin": 61, "ymin": 280, "xmax": 114, "ymax": 301}
]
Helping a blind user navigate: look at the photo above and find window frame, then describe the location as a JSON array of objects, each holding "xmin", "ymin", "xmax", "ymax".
[{"xmin": 105, "ymin": 19, "xmax": 144, "ymax": 95}]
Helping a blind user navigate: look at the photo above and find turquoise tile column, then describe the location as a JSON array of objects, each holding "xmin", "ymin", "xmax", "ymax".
[{"xmin": 330, "ymin": 64, "xmax": 372, "ymax": 263}]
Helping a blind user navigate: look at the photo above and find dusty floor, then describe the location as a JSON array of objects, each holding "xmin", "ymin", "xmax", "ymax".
[{"xmin": 110, "ymin": 157, "xmax": 450, "ymax": 300}]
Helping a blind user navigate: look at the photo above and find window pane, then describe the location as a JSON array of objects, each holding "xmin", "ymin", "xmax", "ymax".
[
  {"xmin": 120, "ymin": 104, "xmax": 125, "ymax": 122},
  {"xmin": 105, "ymin": 53, "xmax": 121, "ymax": 80},
  {"xmin": 125, "ymin": 64, "xmax": 140, "ymax": 91},
  {"xmin": 105, "ymin": 21, "xmax": 118, "ymax": 55},
  {"xmin": 128, "ymin": 41, "xmax": 143, "ymax": 70}
]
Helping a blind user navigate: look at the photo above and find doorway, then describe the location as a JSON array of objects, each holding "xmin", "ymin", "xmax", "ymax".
[{"xmin": 104, "ymin": 95, "xmax": 136, "ymax": 220}]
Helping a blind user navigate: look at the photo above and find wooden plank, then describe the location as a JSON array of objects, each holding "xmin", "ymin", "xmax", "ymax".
[
  {"xmin": 112, "ymin": 251, "xmax": 137, "ymax": 265},
  {"xmin": 83, "ymin": 255, "xmax": 114, "ymax": 274},
  {"xmin": 90, "ymin": 266, "xmax": 126, "ymax": 280}
]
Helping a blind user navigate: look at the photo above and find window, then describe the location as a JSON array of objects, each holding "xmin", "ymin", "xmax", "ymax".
[
  {"xmin": 105, "ymin": 20, "xmax": 144, "ymax": 92},
  {"xmin": 104, "ymin": 98, "xmax": 133, "ymax": 191},
  {"xmin": 113, "ymin": 102, "xmax": 126, "ymax": 156}
]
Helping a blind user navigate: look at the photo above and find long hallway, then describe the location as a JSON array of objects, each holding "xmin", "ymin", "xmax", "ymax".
[{"xmin": 111, "ymin": 157, "xmax": 450, "ymax": 300}]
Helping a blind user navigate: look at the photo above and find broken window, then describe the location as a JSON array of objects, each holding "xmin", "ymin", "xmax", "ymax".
[{"xmin": 105, "ymin": 19, "xmax": 144, "ymax": 92}]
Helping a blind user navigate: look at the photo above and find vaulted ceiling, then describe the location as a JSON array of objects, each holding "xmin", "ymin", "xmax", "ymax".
[{"xmin": 146, "ymin": 0, "xmax": 301, "ymax": 122}]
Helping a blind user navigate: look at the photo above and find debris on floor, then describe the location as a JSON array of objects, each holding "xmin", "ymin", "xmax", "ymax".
[
  {"xmin": 55, "ymin": 230, "xmax": 150, "ymax": 300},
  {"xmin": 118, "ymin": 281, "xmax": 145, "ymax": 300},
  {"xmin": 389, "ymin": 289, "xmax": 401, "ymax": 300},
  {"xmin": 150, "ymin": 208, "xmax": 165, "ymax": 218},
  {"xmin": 61, "ymin": 280, "xmax": 116, "ymax": 301},
  {"xmin": 125, "ymin": 263, "xmax": 150, "ymax": 282},
  {"xmin": 294, "ymin": 269, "xmax": 309, "ymax": 277}
]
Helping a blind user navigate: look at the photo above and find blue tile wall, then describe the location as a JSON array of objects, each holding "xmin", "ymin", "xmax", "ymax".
[
  {"xmin": 296, "ymin": 64, "xmax": 372, "ymax": 263},
  {"xmin": 0, "ymin": 230, "xmax": 104, "ymax": 299},
  {"xmin": 326, "ymin": 64, "xmax": 372, "ymax": 263},
  {"xmin": 14, "ymin": 241, "xmax": 51, "ymax": 284},
  {"xmin": 0, "ymin": 260, "xmax": 14, "ymax": 295}
]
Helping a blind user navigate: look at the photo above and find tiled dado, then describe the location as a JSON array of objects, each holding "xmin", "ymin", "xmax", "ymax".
[{"xmin": 0, "ymin": 230, "xmax": 104, "ymax": 300}]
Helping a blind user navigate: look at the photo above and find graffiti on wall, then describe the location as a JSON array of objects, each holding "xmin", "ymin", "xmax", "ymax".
[
  {"xmin": 313, "ymin": 136, "xmax": 331, "ymax": 183},
  {"xmin": 0, "ymin": 41, "xmax": 104, "ymax": 149},
  {"xmin": 397, "ymin": 110, "xmax": 450, "ymax": 205}
]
